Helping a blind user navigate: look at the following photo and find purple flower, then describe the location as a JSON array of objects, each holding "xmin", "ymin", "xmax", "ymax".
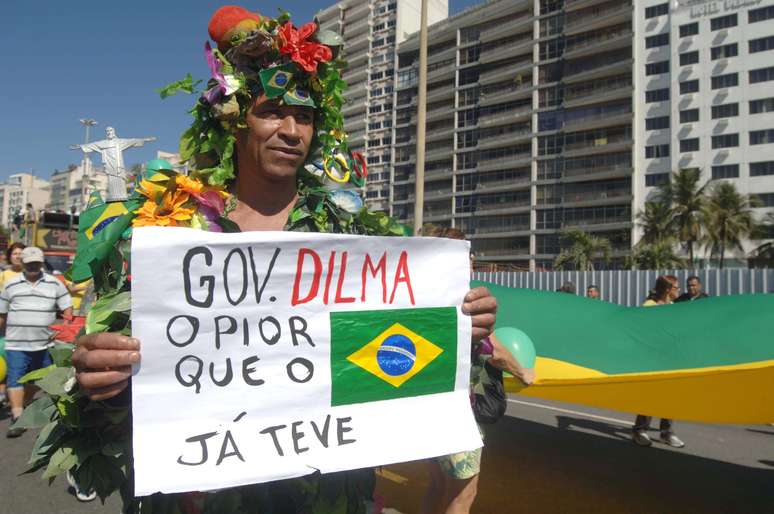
[
  {"xmin": 193, "ymin": 189, "xmax": 226, "ymax": 232},
  {"xmin": 203, "ymin": 42, "xmax": 240, "ymax": 105}
]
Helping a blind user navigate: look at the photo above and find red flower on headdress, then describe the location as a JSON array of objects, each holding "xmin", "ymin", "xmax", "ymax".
[{"xmin": 279, "ymin": 22, "xmax": 333, "ymax": 73}]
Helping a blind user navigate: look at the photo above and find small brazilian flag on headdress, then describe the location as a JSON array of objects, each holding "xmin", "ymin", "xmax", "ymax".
[
  {"xmin": 68, "ymin": 198, "xmax": 142, "ymax": 282},
  {"xmin": 330, "ymin": 307, "xmax": 457, "ymax": 406},
  {"xmin": 259, "ymin": 64, "xmax": 296, "ymax": 99}
]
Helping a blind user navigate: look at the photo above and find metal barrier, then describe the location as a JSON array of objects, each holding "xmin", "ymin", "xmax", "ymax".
[{"xmin": 473, "ymin": 269, "xmax": 774, "ymax": 306}]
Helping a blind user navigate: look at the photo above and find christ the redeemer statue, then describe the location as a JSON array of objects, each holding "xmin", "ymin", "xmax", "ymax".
[{"xmin": 71, "ymin": 126, "xmax": 155, "ymax": 202}]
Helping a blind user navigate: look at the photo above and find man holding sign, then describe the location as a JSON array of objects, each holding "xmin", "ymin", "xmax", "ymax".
[{"xmin": 58, "ymin": 6, "xmax": 498, "ymax": 513}]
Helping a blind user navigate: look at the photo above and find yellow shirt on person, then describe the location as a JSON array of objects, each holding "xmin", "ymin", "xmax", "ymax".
[{"xmin": 0, "ymin": 269, "xmax": 21, "ymax": 291}]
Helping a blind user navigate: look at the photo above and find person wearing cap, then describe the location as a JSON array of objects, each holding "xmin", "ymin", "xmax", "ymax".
[{"xmin": 0, "ymin": 246, "xmax": 72, "ymax": 438}]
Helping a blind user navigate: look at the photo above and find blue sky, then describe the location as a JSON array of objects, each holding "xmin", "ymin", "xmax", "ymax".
[{"xmin": 0, "ymin": 0, "xmax": 479, "ymax": 182}]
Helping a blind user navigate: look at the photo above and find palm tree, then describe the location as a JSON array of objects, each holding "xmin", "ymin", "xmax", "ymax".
[
  {"xmin": 553, "ymin": 229, "xmax": 611, "ymax": 271},
  {"xmin": 627, "ymin": 238, "xmax": 684, "ymax": 270},
  {"xmin": 748, "ymin": 212, "xmax": 774, "ymax": 268},
  {"xmin": 702, "ymin": 182, "xmax": 758, "ymax": 268},
  {"xmin": 660, "ymin": 168, "xmax": 710, "ymax": 265},
  {"xmin": 636, "ymin": 200, "xmax": 673, "ymax": 244}
]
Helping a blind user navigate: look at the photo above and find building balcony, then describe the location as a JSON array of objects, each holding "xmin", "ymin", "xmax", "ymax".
[
  {"xmin": 563, "ymin": 111, "xmax": 632, "ymax": 132},
  {"xmin": 480, "ymin": 16, "xmax": 533, "ymax": 44},
  {"xmin": 344, "ymin": 2, "xmax": 370, "ymax": 24},
  {"xmin": 347, "ymin": 51, "xmax": 369, "ymax": 70},
  {"xmin": 565, "ymin": 3, "xmax": 633, "ymax": 36},
  {"xmin": 346, "ymin": 32, "xmax": 370, "ymax": 54},
  {"xmin": 344, "ymin": 67, "xmax": 368, "ymax": 85},
  {"xmin": 475, "ymin": 131, "xmax": 532, "ymax": 151},
  {"xmin": 428, "ymin": 86, "xmax": 455, "ymax": 104},
  {"xmin": 456, "ymin": 179, "xmax": 531, "ymax": 196},
  {"xmin": 317, "ymin": 5, "xmax": 341, "ymax": 24},
  {"xmin": 539, "ymin": 190, "xmax": 631, "ymax": 208},
  {"xmin": 563, "ymin": 82, "xmax": 632, "ymax": 109},
  {"xmin": 476, "ymin": 153, "xmax": 533, "ymax": 173},
  {"xmin": 469, "ymin": 227, "xmax": 531, "ymax": 239},
  {"xmin": 341, "ymin": 101, "xmax": 364, "ymax": 118},
  {"xmin": 470, "ymin": 247, "xmax": 532, "ymax": 259},
  {"xmin": 345, "ymin": 19, "xmax": 370, "ymax": 39},
  {"xmin": 425, "ymin": 146, "xmax": 454, "ymax": 162},
  {"xmin": 565, "ymin": 0, "xmax": 615, "ymax": 13},
  {"xmin": 563, "ymin": 58, "xmax": 633, "ymax": 85},
  {"xmin": 478, "ymin": 106, "xmax": 532, "ymax": 128},
  {"xmin": 426, "ymin": 108, "xmax": 454, "ymax": 123},
  {"xmin": 563, "ymin": 30, "xmax": 632, "ymax": 61},
  {"xmin": 479, "ymin": 84, "xmax": 533, "ymax": 107},
  {"xmin": 426, "ymin": 126, "xmax": 456, "ymax": 142},
  {"xmin": 479, "ymin": 38, "xmax": 534, "ymax": 66},
  {"xmin": 561, "ymin": 138, "xmax": 632, "ymax": 158},
  {"xmin": 344, "ymin": 116, "xmax": 366, "ymax": 133},
  {"xmin": 429, "ymin": 46, "xmax": 456, "ymax": 67},
  {"xmin": 425, "ymin": 211, "xmax": 454, "ymax": 222},
  {"xmin": 428, "ymin": 64, "xmax": 455, "ymax": 84},
  {"xmin": 480, "ymin": 60, "xmax": 532, "ymax": 86}
]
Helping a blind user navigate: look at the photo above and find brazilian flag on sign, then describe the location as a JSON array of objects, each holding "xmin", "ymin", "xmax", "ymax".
[
  {"xmin": 68, "ymin": 199, "xmax": 142, "ymax": 282},
  {"xmin": 330, "ymin": 307, "xmax": 458, "ymax": 406}
]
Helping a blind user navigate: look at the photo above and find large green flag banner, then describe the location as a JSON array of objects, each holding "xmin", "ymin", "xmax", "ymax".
[
  {"xmin": 477, "ymin": 282, "xmax": 774, "ymax": 424},
  {"xmin": 130, "ymin": 229, "xmax": 480, "ymax": 495}
]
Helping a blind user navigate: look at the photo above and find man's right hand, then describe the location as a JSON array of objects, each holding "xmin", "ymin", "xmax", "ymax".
[{"xmin": 73, "ymin": 333, "xmax": 141, "ymax": 401}]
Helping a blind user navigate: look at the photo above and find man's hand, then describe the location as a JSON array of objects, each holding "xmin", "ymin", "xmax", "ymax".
[
  {"xmin": 73, "ymin": 333, "xmax": 141, "ymax": 401},
  {"xmin": 462, "ymin": 286, "xmax": 497, "ymax": 342}
]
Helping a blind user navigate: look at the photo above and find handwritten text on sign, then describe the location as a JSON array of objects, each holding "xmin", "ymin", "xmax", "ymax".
[{"xmin": 130, "ymin": 228, "xmax": 481, "ymax": 495}]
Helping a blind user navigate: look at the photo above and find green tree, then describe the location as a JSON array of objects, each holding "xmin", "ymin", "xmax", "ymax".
[
  {"xmin": 748, "ymin": 212, "xmax": 774, "ymax": 268},
  {"xmin": 553, "ymin": 229, "xmax": 611, "ymax": 271},
  {"xmin": 636, "ymin": 200, "xmax": 674, "ymax": 244},
  {"xmin": 660, "ymin": 168, "xmax": 710, "ymax": 265},
  {"xmin": 627, "ymin": 238, "xmax": 684, "ymax": 270},
  {"xmin": 702, "ymin": 182, "xmax": 759, "ymax": 269}
]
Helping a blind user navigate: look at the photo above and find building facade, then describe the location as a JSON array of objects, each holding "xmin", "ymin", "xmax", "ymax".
[
  {"xmin": 388, "ymin": 0, "xmax": 774, "ymax": 269},
  {"xmin": 0, "ymin": 173, "xmax": 51, "ymax": 228},
  {"xmin": 317, "ymin": 0, "xmax": 448, "ymax": 212},
  {"xmin": 47, "ymin": 159, "xmax": 108, "ymax": 213},
  {"xmin": 635, "ymin": 0, "xmax": 774, "ymax": 261}
]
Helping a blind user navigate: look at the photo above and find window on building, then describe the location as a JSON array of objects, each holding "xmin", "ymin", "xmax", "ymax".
[
  {"xmin": 712, "ymin": 164, "xmax": 739, "ymax": 179},
  {"xmin": 749, "ymin": 5, "xmax": 774, "ymax": 23},
  {"xmin": 750, "ymin": 97, "xmax": 774, "ymax": 114},
  {"xmin": 368, "ymin": 121, "xmax": 381, "ymax": 130},
  {"xmin": 645, "ymin": 144, "xmax": 670, "ymax": 158},
  {"xmin": 750, "ymin": 161, "xmax": 774, "ymax": 176},
  {"xmin": 646, "ymin": 60, "xmax": 670, "ymax": 76},
  {"xmin": 711, "ymin": 73, "xmax": 738, "ymax": 89},
  {"xmin": 645, "ymin": 88, "xmax": 670, "ymax": 103},
  {"xmin": 679, "ymin": 22, "xmax": 699, "ymax": 37},
  {"xmin": 368, "ymin": 104, "xmax": 383, "ymax": 114},
  {"xmin": 646, "ymin": 33, "xmax": 670, "ymax": 49},
  {"xmin": 679, "ymin": 51, "xmax": 699, "ymax": 65},
  {"xmin": 646, "ymin": 173, "xmax": 670, "ymax": 187},
  {"xmin": 370, "ymin": 71, "xmax": 384, "ymax": 80},
  {"xmin": 711, "ymin": 133, "xmax": 739, "ymax": 148},
  {"xmin": 750, "ymin": 129, "xmax": 774, "ymax": 145},
  {"xmin": 750, "ymin": 66, "xmax": 774, "ymax": 84},
  {"xmin": 710, "ymin": 13, "xmax": 737, "ymax": 31},
  {"xmin": 680, "ymin": 79, "xmax": 699, "ymax": 94},
  {"xmin": 711, "ymin": 103, "xmax": 739, "ymax": 119},
  {"xmin": 646, "ymin": 116, "xmax": 670, "ymax": 130},
  {"xmin": 679, "ymin": 138, "xmax": 699, "ymax": 152},
  {"xmin": 680, "ymin": 108, "xmax": 699, "ymax": 123},
  {"xmin": 367, "ymin": 139, "xmax": 380, "ymax": 148},
  {"xmin": 645, "ymin": 3, "xmax": 669, "ymax": 18},
  {"xmin": 711, "ymin": 43, "xmax": 738, "ymax": 60},
  {"xmin": 750, "ymin": 36, "xmax": 774, "ymax": 54},
  {"xmin": 752, "ymin": 193, "xmax": 774, "ymax": 207}
]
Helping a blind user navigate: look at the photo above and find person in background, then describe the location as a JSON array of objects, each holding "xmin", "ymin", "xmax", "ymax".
[
  {"xmin": 587, "ymin": 285, "xmax": 600, "ymax": 299},
  {"xmin": 0, "ymin": 252, "xmax": 8, "ymax": 271},
  {"xmin": 557, "ymin": 281, "xmax": 576, "ymax": 294},
  {"xmin": 633, "ymin": 275, "xmax": 684, "ymax": 448},
  {"xmin": 422, "ymin": 225, "xmax": 535, "ymax": 514},
  {"xmin": 675, "ymin": 276, "xmax": 709, "ymax": 303},
  {"xmin": 0, "ymin": 242, "xmax": 25, "ymax": 407},
  {"xmin": 0, "ymin": 243, "xmax": 26, "ymax": 290},
  {"xmin": 0, "ymin": 247, "xmax": 72, "ymax": 438}
]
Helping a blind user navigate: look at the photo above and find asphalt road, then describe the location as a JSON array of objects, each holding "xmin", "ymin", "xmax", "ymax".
[{"xmin": 1, "ymin": 396, "xmax": 772, "ymax": 513}]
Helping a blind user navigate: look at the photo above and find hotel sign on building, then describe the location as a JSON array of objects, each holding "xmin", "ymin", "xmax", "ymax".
[{"xmin": 677, "ymin": 0, "xmax": 762, "ymax": 18}]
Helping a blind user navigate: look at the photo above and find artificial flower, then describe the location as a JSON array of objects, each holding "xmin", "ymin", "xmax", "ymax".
[
  {"xmin": 175, "ymin": 174, "xmax": 205, "ymax": 195},
  {"xmin": 203, "ymin": 42, "xmax": 241, "ymax": 105},
  {"xmin": 133, "ymin": 190, "xmax": 195, "ymax": 227},
  {"xmin": 278, "ymin": 22, "xmax": 332, "ymax": 73}
]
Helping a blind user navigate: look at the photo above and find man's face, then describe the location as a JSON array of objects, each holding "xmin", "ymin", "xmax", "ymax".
[
  {"xmin": 587, "ymin": 287, "xmax": 599, "ymax": 299},
  {"xmin": 237, "ymin": 94, "xmax": 314, "ymax": 182},
  {"xmin": 687, "ymin": 279, "xmax": 701, "ymax": 297},
  {"xmin": 23, "ymin": 262, "xmax": 43, "ymax": 276}
]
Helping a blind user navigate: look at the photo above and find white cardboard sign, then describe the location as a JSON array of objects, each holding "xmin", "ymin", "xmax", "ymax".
[{"xmin": 130, "ymin": 227, "xmax": 481, "ymax": 495}]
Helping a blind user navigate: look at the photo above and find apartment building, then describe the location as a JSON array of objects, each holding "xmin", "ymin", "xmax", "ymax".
[
  {"xmin": 635, "ymin": 0, "xmax": 774, "ymax": 260},
  {"xmin": 390, "ymin": 0, "xmax": 774, "ymax": 269},
  {"xmin": 391, "ymin": 0, "xmax": 634, "ymax": 269},
  {"xmin": 317, "ymin": 0, "xmax": 448, "ymax": 212},
  {"xmin": 0, "ymin": 173, "xmax": 51, "ymax": 228},
  {"xmin": 48, "ymin": 159, "xmax": 108, "ymax": 213}
]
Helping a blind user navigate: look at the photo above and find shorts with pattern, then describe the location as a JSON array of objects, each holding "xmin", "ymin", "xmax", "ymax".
[{"xmin": 436, "ymin": 424, "xmax": 485, "ymax": 480}]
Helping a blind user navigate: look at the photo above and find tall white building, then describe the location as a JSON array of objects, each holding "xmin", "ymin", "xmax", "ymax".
[
  {"xmin": 635, "ymin": 0, "xmax": 774, "ymax": 263},
  {"xmin": 0, "ymin": 173, "xmax": 51, "ymax": 228},
  {"xmin": 317, "ymin": 0, "xmax": 449, "ymax": 212},
  {"xmin": 47, "ymin": 159, "xmax": 109, "ymax": 213}
]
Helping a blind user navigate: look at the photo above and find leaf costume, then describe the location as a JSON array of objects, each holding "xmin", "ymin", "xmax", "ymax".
[{"xmin": 24, "ymin": 6, "xmax": 405, "ymax": 513}]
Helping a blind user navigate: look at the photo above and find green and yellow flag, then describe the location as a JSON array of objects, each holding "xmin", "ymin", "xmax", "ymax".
[{"xmin": 330, "ymin": 307, "xmax": 457, "ymax": 406}]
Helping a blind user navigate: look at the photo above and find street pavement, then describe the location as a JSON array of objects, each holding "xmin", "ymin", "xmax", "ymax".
[{"xmin": 1, "ymin": 395, "xmax": 772, "ymax": 513}]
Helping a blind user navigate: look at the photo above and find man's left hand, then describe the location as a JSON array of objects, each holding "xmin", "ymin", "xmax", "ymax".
[{"xmin": 462, "ymin": 286, "xmax": 497, "ymax": 342}]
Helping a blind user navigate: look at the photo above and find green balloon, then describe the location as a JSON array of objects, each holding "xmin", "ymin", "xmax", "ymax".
[
  {"xmin": 494, "ymin": 326, "xmax": 536, "ymax": 368},
  {"xmin": 144, "ymin": 159, "xmax": 175, "ymax": 177}
]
